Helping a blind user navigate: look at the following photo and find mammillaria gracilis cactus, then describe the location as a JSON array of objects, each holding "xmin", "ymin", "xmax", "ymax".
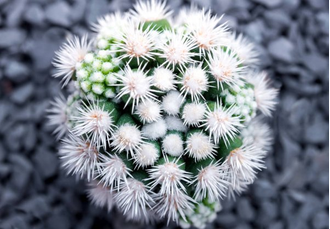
[{"xmin": 48, "ymin": 1, "xmax": 278, "ymax": 228}]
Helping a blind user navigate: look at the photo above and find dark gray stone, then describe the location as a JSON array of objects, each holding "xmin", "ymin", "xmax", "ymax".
[
  {"xmin": 5, "ymin": 123, "xmax": 25, "ymax": 151},
  {"xmin": 279, "ymin": 193, "xmax": 295, "ymax": 220},
  {"xmin": 282, "ymin": 76, "xmax": 322, "ymax": 96},
  {"xmin": 287, "ymin": 216, "xmax": 309, "ymax": 229},
  {"xmin": 4, "ymin": 60, "xmax": 30, "ymax": 83},
  {"xmin": 205, "ymin": 224, "xmax": 215, "ymax": 229},
  {"xmin": 39, "ymin": 127, "xmax": 57, "ymax": 147},
  {"xmin": 24, "ymin": 4, "xmax": 45, "ymax": 26},
  {"xmin": 263, "ymin": 10, "xmax": 291, "ymax": 30},
  {"xmin": 299, "ymin": 68, "xmax": 319, "ymax": 84},
  {"xmin": 8, "ymin": 154, "xmax": 32, "ymax": 191},
  {"xmin": 268, "ymin": 221, "xmax": 284, "ymax": 229},
  {"xmin": 85, "ymin": 0, "xmax": 109, "ymax": 24},
  {"xmin": 13, "ymin": 105, "xmax": 33, "ymax": 122},
  {"xmin": 322, "ymin": 195, "xmax": 329, "ymax": 209},
  {"xmin": 27, "ymin": 29, "xmax": 64, "ymax": 71},
  {"xmin": 0, "ymin": 163, "xmax": 10, "ymax": 178},
  {"xmin": 221, "ymin": 15, "xmax": 238, "ymax": 29},
  {"xmin": 244, "ymin": 20, "xmax": 265, "ymax": 43},
  {"xmin": 70, "ymin": 0, "xmax": 87, "ymax": 23},
  {"xmin": 317, "ymin": 36, "xmax": 329, "ymax": 54},
  {"xmin": 62, "ymin": 191, "xmax": 84, "ymax": 215},
  {"xmin": 0, "ymin": 119, "xmax": 16, "ymax": 138},
  {"xmin": 108, "ymin": 0, "xmax": 132, "ymax": 12},
  {"xmin": 252, "ymin": 180, "xmax": 277, "ymax": 199},
  {"xmin": 45, "ymin": 1, "xmax": 72, "ymax": 27},
  {"xmin": 31, "ymin": 169, "xmax": 46, "ymax": 192},
  {"xmin": 189, "ymin": 0, "xmax": 212, "ymax": 8},
  {"xmin": 297, "ymin": 194, "xmax": 323, "ymax": 222},
  {"xmin": 282, "ymin": 0, "xmax": 301, "ymax": 11},
  {"xmin": 234, "ymin": 224, "xmax": 252, "ymax": 229},
  {"xmin": 19, "ymin": 196, "xmax": 51, "ymax": 219},
  {"xmin": 268, "ymin": 37, "xmax": 295, "ymax": 63},
  {"xmin": 316, "ymin": 12, "xmax": 329, "ymax": 34},
  {"xmin": 33, "ymin": 148, "xmax": 58, "ymax": 179},
  {"xmin": 278, "ymin": 130, "xmax": 301, "ymax": 170},
  {"xmin": 231, "ymin": 10, "xmax": 251, "ymax": 22},
  {"xmin": 0, "ymin": 215, "xmax": 29, "ymax": 229},
  {"xmin": 288, "ymin": 98, "xmax": 311, "ymax": 127},
  {"xmin": 237, "ymin": 198, "xmax": 255, "ymax": 221},
  {"xmin": 307, "ymin": 0, "xmax": 328, "ymax": 9},
  {"xmin": 112, "ymin": 212, "xmax": 145, "ymax": 229},
  {"xmin": 258, "ymin": 201, "xmax": 278, "ymax": 222},
  {"xmin": 0, "ymin": 142, "xmax": 5, "ymax": 162},
  {"xmin": 216, "ymin": 213, "xmax": 241, "ymax": 227},
  {"xmin": 0, "ymin": 0, "xmax": 8, "ymax": 6},
  {"xmin": 319, "ymin": 93, "xmax": 329, "ymax": 117},
  {"xmin": 312, "ymin": 211, "xmax": 329, "ymax": 229},
  {"xmin": 23, "ymin": 123, "xmax": 37, "ymax": 152},
  {"xmin": 166, "ymin": 0, "xmax": 183, "ymax": 14},
  {"xmin": 302, "ymin": 52, "xmax": 328, "ymax": 76},
  {"xmin": 304, "ymin": 146, "xmax": 320, "ymax": 162},
  {"xmin": 0, "ymin": 28, "xmax": 26, "ymax": 48},
  {"xmin": 231, "ymin": 0, "xmax": 252, "ymax": 9},
  {"xmin": 312, "ymin": 171, "xmax": 329, "ymax": 195},
  {"xmin": 253, "ymin": 0, "xmax": 283, "ymax": 8},
  {"xmin": 308, "ymin": 152, "xmax": 329, "ymax": 195},
  {"xmin": 32, "ymin": 99, "xmax": 50, "ymax": 122},
  {"xmin": 10, "ymin": 83, "xmax": 34, "ymax": 104},
  {"xmin": 221, "ymin": 198, "xmax": 235, "ymax": 211},
  {"xmin": 275, "ymin": 160, "xmax": 304, "ymax": 188},
  {"xmin": 5, "ymin": 0, "xmax": 27, "ymax": 27},
  {"xmin": 75, "ymin": 217, "xmax": 94, "ymax": 229},
  {"xmin": 0, "ymin": 187, "xmax": 20, "ymax": 208},
  {"xmin": 46, "ymin": 207, "xmax": 71, "ymax": 229},
  {"xmin": 287, "ymin": 190, "xmax": 306, "ymax": 204},
  {"xmin": 212, "ymin": 0, "xmax": 233, "ymax": 14},
  {"xmin": 304, "ymin": 113, "xmax": 328, "ymax": 144}
]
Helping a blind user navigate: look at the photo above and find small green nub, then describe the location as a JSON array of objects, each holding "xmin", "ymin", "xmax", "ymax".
[
  {"xmin": 166, "ymin": 130, "xmax": 184, "ymax": 139},
  {"xmin": 157, "ymin": 155, "xmax": 186, "ymax": 170},
  {"xmin": 186, "ymin": 128, "xmax": 205, "ymax": 138},
  {"xmin": 204, "ymin": 80, "xmax": 223, "ymax": 100},
  {"xmin": 206, "ymin": 101, "xmax": 217, "ymax": 111},
  {"xmin": 186, "ymin": 158, "xmax": 214, "ymax": 176},
  {"xmin": 146, "ymin": 140, "xmax": 161, "ymax": 153},
  {"xmin": 217, "ymin": 137, "xmax": 243, "ymax": 160},
  {"xmin": 116, "ymin": 152, "xmax": 134, "ymax": 170},
  {"xmin": 99, "ymin": 100, "xmax": 120, "ymax": 123},
  {"xmin": 131, "ymin": 170, "xmax": 149, "ymax": 185},
  {"xmin": 116, "ymin": 113, "xmax": 136, "ymax": 126},
  {"xmin": 142, "ymin": 19, "xmax": 171, "ymax": 32}
]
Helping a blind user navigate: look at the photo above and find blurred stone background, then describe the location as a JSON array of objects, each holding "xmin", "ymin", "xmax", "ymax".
[{"xmin": 0, "ymin": 0, "xmax": 328, "ymax": 228}]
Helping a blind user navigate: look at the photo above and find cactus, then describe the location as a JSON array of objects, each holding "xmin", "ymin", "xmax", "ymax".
[{"xmin": 48, "ymin": 1, "xmax": 278, "ymax": 228}]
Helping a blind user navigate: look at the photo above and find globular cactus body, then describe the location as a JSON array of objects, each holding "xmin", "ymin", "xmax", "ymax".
[{"xmin": 48, "ymin": 1, "xmax": 278, "ymax": 228}]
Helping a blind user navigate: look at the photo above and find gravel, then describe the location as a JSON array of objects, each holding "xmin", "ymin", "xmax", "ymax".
[
  {"xmin": 10, "ymin": 83, "xmax": 34, "ymax": 104},
  {"xmin": 0, "ymin": 0, "xmax": 328, "ymax": 229},
  {"xmin": 268, "ymin": 37, "xmax": 296, "ymax": 63},
  {"xmin": 24, "ymin": 4, "xmax": 45, "ymax": 26},
  {"xmin": 45, "ymin": 1, "xmax": 72, "ymax": 27},
  {"xmin": 0, "ymin": 28, "xmax": 26, "ymax": 48},
  {"xmin": 4, "ymin": 60, "xmax": 30, "ymax": 83},
  {"xmin": 253, "ymin": 0, "xmax": 283, "ymax": 8}
]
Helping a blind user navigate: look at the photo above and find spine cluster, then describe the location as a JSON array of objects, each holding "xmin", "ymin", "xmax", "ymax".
[{"xmin": 48, "ymin": 1, "xmax": 278, "ymax": 228}]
